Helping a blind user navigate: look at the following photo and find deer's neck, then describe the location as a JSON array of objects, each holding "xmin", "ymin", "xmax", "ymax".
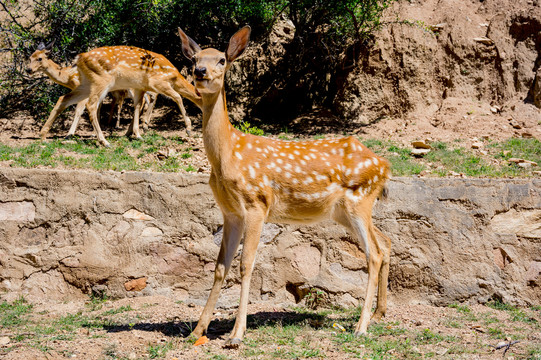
[
  {"xmin": 201, "ymin": 87, "xmax": 236, "ymax": 176},
  {"xmin": 42, "ymin": 60, "xmax": 74, "ymax": 88}
]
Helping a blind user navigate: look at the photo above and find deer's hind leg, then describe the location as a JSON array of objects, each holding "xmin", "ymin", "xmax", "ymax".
[
  {"xmin": 333, "ymin": 200, "xmax": 385, "ymax": 336},
  {"xmin": 153, "ymin": 83, "xmax": 192, "ymax": 136},
  {"xmin": 372, "ymin": 227, "xmax": 391, "ymax": 322}
]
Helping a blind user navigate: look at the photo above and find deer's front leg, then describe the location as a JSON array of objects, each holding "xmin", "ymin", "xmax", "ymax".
[
  {"xmin": 192, "ymin": 214, "xmax": 244, "ymax": 339},
  {"xmin": 66, "ymin": 100, "xmax": 88, "ymax": 138},
  {"xmin": 226, "ymin": 210, "xmax": 264, "ymax": 347}
]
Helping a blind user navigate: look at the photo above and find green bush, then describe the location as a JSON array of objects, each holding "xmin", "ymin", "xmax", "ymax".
[{"xmin": 1, "ymin": 0, "xmax": 393, "ymax": 122}]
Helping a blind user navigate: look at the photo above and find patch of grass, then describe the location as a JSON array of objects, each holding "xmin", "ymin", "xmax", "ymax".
[
  {"xmin": 415, "ymin": 328, "xmax": 456, "ymax": 344},
  {"xmin": 487, "ymin": 327, "xmax": 505, "ymax": 339},
  {"xmin": 0, "ymin": 132, "xmax": 201, "ymax": 173},
  {"xmin": 444, "ymin": 320, "xmax": 463, "ymax": 329},
  {"xmin": 449, "ymin": 303, "xmax": 471, "ymax": 314},
  {"xmin": 236, "ymin": 121, "xmax": 265, "ymax": 136},
  {"xmin": 487, "ymin": 300, "xmax": 538, "ymax": 324},
  {"xmin": 148, "ymin": 341, "xmax": 174, "ymax": 359},
  {"xmin": 87, "ymin": 291, "xmax": 109, "ymax": 312},
  {"xmin": 0, "ymin": 296, "xmax": 33, "ymax": 328},
  {"xmin": 101, "ymin": 305, "xmax": 133, "ymax": 316}
]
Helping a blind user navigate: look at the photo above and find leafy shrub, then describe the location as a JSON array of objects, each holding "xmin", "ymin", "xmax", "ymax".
[{"xmin": 1, "ymin": 0, "xmax": 394, "ymax": 123}]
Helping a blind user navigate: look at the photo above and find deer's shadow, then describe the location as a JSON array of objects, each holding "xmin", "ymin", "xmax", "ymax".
[{"xmin": 100, "ymin": 309, "xmax": 339, "ymax": 340}]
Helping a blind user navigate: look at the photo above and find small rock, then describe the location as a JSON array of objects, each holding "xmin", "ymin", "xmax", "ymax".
[
  {"xmin": 533, "ymin": 171, "xmax": 541, "ymax": 176},
  {"xmin": 474, "ymin": 37, "xmax": 494, "ymax": 45},
  {"xmin": 411, "ymin": 148, "xmax": 430, "ymax": 156},
  {"xmin": 430, "ymin": 23, "xmax": 446, "ymax": 32},
  {"xmin": 525, "ymin": 261, "xmax": 541, "ymax": 282},
  {"xmin": 508, "ymin": 158, "xmax": 523, "ymax": 164},
  {"xmin": 411, "ymin": 140, "xmax": 431, "ymax": 149},
  {"xmin": 509, "ymin": 119, "xmax": 522, "ymax": 129},
  {"xmin": 471, "ymin": 142, "xmax": 483, "ymax": 149},
  {"xmin": 124, "ymin": 277, "xmax": 148, "ymax": 292},
  {"xmin": 518, "ymin": 162, "xmax": 532, "ymax": 168},
  {"xmin": 490, "ymin": 107, "xmax": 499, "ymax": 114},
  {"xmin": 123, "ymin": 209, "xmax": 154, "ymax": 221},
  {"xmin": 0, "ymin": 336, "xmax": 10, "ymax": 346},
  {"xmin": 521, "ymin": 131, "xmax": 533, "ymax": 138},
  {"xmin": 157, "ymin": 150, "xmax": 168, "ymax": 159}
]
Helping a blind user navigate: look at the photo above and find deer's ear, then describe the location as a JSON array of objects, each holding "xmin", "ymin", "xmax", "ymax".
[
  {"xmin": 178, "ymin": 27, "xmax": 202, "ymax": 60},
  {"xmin": 225, "ymin": 26, "xmax": 251, "ymax": 63},
  {"xmin": 44, "ymin": 40, "xmax": 55, "ymax": 51},
  {"xmin": 37, "ymin": 42, "xmax": 46, "ymax": 51}
]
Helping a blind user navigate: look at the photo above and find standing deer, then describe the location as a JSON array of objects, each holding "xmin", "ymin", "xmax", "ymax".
[
  {"xmin": 27, "ymin": 43, "xmax": 146, "ymax": 138},
  {"xmin": 178, "ymin": 26, "xmax": 393, "ymax": 347},
  {"xmin": 39, "ymin": 45, "xmax": 202, "ymax": 147}
]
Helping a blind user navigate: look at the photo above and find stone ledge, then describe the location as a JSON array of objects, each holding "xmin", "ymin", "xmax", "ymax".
[{"xmin": 0, "ymin": 167, "xmax": 539, "ymax": 307}]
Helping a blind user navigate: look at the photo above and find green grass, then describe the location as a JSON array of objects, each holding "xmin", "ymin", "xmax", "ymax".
[
  {"xmin": 487, "ymin": 300, "xmax": 538, "ymax": 324},
  {"xmin": 1, "ymin": 135, "xmax": 539, "ymax": 177},
  {"xmin": 0, "ymin": 131, "xmax": 196, "ymax": 173},
  {"xmin": 0, "ymin": 296, "xmax": 33, "ymax": 327},
  {"xmin": 148, "ymin": 341, "xmax": 174, "ymax": 359},
  {"xmin": 449, "ymin": 303, "xmax": 471, "ymax": 314},
  {"xmin": 361, "ymin": 137, "xmax": 540, "ymax": 177}
]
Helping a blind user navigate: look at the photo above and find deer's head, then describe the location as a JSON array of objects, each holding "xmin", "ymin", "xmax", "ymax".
[
  {"xmin": 27, "ymin": 42, "xmax": 54, "ymax": 74},
  {"xmin": 178, "ymin": 26, "xmax": 250, "ymax": 96}
]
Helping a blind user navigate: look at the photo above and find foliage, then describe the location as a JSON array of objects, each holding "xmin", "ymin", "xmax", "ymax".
[
  {"xmin": 0, "ymin": 296, "xmax": 33, "ymax": 327},
  {"xmin": 236, "ymin": 121, "xmax": 265, "ymax": 136},
  {"xmin": 0, "ymin": 0, "xmax": 393, "ymax": 122}
]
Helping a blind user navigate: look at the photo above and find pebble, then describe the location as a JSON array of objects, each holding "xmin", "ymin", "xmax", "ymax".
[
  {"xmin": 411, "ymin": 148, "xmax": 430, "ymax": 156},
  {"xmin": 0, "ymin": 337, "xmax": 10, "ymax": 346}
]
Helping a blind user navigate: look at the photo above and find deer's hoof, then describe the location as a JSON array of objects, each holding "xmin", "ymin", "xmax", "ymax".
[
  {"xmin": 186, "ymin": 130, "xmax": 192, "ymax": 137},
  {"xmin": 223, "ymin": 337, "xmax": 242, "ymax": 349},
  {"xmin": 64, "ymin": 134, "xmax": 74, "ymax": 140},
  {"xmin": 353, "ymin": 331, "xmax": 367, "ymax": 338}
]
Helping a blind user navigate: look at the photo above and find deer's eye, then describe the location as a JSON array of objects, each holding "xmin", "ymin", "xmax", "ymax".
[
  {"xmin": 37, "ymin": 57, "xmax": 42, "ymax": 62},
  {"xmin": 218, "ymin": 58, "xmax": 226, "ymax": 65}
]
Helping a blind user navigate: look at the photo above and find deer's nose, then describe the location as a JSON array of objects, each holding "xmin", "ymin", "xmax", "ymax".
[{"xmin": 194, "ymin": 67, "xmax": 206, "ymax": 79}]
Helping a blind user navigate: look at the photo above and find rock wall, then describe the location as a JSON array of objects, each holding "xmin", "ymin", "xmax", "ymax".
[{"xmin": 1, "ymin": 168, "xmax": 539, "ymax": 308}]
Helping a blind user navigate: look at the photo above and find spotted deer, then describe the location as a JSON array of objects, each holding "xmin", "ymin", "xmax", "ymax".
[
  {"xmin": 39, "ymin": 45, "xmax": 202, "ymax": 147},
  {"xmin": 27, "ymin": 43, "xmax": 148, "ymax": 138},
  {"xmin": 178, "ymin": 26, "xmax": 393, "ymax": 347}
]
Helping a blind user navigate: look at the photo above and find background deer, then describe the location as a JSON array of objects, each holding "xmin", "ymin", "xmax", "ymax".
[
  {"xmin": 27, "ymin": 43, "xmax": 158, "ymax": 138},
  {"xmin": 178, "ymin": 26, "xmax": 393, "ymax": 347},
  {"xmin": 39, "ymin": 45, "xmax": 202, "ymax": 147}
]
